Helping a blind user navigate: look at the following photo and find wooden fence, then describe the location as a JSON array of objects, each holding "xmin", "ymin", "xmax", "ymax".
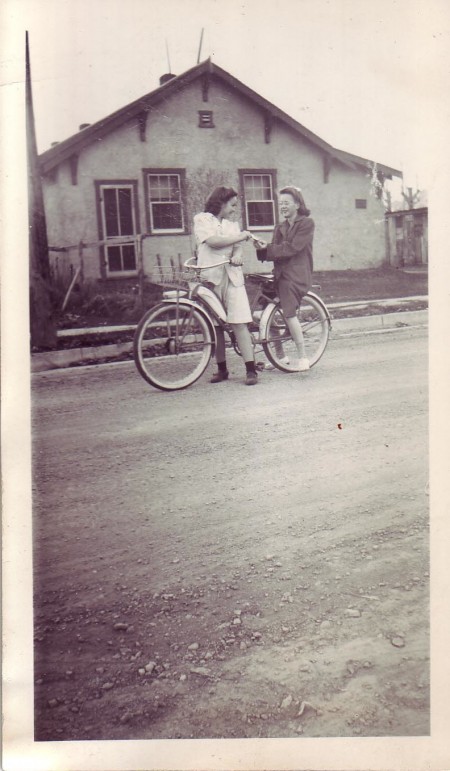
[{"xmin": 48, "ymin": 235, "xmax": 189, "ymax": 310}]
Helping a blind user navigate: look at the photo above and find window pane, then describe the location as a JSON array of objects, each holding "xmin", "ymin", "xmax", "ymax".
[
  {"xmin": 168, "ymin": 176, "xmax": 180, "ymax": 201},
  {"xmin": 152, "ymin": 203, "xmax": 183, "ymax": 230},
  {"xmin": 103, "ymin": 188, "xmax": 119, "ymax": 237},
  {"xmin": 107, "ymin": 245, "xmax": 122, "ymax": 271},
  {"xmin": 149, "ymin": 174, "xmax": 180, "ymax": 202},
  {"xmin": 122, "ymin": 245, "xmax": 136, "ymax": 271},
  {"xmin": 247, "ymin": 201, "xmax": 274, "ymax": 227},
  {"xmin": 244, "ymin": 174, "xmax": 271, "ymax": 201},
  {"xmin": 118, "ymin": 188, "xmax": 134, "ymax": 235}
]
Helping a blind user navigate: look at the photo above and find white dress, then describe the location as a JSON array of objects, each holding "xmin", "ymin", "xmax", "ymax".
[{"xmin": 193, "ymin": 212, "xmax": 252, "ymax": 324}]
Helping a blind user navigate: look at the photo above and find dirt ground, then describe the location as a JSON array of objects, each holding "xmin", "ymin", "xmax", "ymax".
[{"xmin": 32, "ymin": 328, "xmax": 429, "ymax": 741}]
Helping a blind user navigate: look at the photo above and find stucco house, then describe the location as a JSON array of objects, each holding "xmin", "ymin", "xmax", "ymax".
[{"xmin": 39, "ymin": 59, "xmax": 401, "ymax": 283}]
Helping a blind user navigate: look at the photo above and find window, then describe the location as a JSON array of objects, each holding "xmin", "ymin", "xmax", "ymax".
[
  {"xmin": 145, "ymin": 170, "xmax": 186, "ymax": 233},
  {"xmin": 355, "ymin": 198, "xmax": 367, "ymax": 209},
  {"xmin": 97, "ymin": 182, "xmax": 139, "ymax": 276},
  {"xmin": 239, "ymin": 170, "xmax": 276, "ymax": 230},
  {"xmin": 198, "ymin": 110, "xmax": 214, "ymax": 128}
]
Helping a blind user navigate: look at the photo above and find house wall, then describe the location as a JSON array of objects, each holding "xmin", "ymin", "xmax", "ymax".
[{"xmin": 42, "ymin": 76, "xmax": 387, "ymax": 281}]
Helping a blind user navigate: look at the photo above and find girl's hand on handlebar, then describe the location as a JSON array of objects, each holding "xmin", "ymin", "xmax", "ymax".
[{"xmin": 230, "ymin": 254, "xmax": 244, "ymax": 266}]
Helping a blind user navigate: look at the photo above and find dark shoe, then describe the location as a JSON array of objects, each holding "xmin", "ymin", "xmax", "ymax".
[
  {"xmin": 245, "ymin": 371, "xmax": 258, "ymax": 386},
  {"xmin": 210, "ymin": 370, "xmax": 229, "ymax": 383}
]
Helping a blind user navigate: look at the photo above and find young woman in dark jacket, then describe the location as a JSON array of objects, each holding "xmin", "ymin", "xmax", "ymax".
[{"xmin": 255, "ymin": 186, "xmax": 314, "ymax": 372}]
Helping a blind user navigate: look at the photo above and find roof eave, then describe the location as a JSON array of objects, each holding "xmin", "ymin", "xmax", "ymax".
[
  {"xmin": 38, "ymin": 58, "xmax": 402, "ymax": 180},
  {"xmin": 39, "ymin": 59, "xmax": 213, "ymax": 174}
]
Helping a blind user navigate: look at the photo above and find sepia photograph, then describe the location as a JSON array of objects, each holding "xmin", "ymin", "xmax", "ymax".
[{"xmin": 2, "ymin": 0, "xmax": 449, "ymax": 769}]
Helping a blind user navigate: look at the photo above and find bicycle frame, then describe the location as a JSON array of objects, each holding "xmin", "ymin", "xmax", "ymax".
[
  {"xmin": 173, "ymin": 259, "xmax": 331, "ymax": 353},
  {"xmin": 133, "ymin": 257, "xmax": 332, "ymax": 390}
]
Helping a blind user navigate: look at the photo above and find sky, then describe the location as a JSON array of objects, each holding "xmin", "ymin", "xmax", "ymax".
[{"xmin": 2, "ymin": 0, "xmax": 450, "ymax": 196}]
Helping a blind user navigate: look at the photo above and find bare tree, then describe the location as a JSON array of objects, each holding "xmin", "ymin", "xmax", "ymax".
[{"xmin": 401, "ymin": 186, "xmax": 421, "ymax": 210}]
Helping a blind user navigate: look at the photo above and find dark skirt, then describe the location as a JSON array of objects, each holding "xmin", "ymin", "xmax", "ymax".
[{"xmin": 277, "ymin": 276, "xmax": 307, "ymax": 317}]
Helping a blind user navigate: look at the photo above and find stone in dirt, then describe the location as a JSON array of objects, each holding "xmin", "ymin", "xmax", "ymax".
[
  {"xmin": 391, "ymin": 636, "xmax": 406, "ymax": 648},
  {"xmin": 190, "ymin": 667, "xmax": 212, "ymax": 677},
  {"xmin": 188, "ymin": 643, "xmax": 199, "ymax": 650},
  {"xmin": 344, "ymin": 608, "xmax": 361, "ymax": 618},
  {"xmin": 281, "ymin": 694, "xmax": 293, "ymax": 710},
  {"xmin": 113, "ymin": 622, "xmax": 128, "ymax": 631},
  {"xmin": 145, "ymin": 661, "xmax": 157, "ymax": 673}
]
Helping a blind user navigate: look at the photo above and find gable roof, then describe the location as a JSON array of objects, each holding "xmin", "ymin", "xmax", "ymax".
[{"xmin": 38, "ymin": 59, "xmax": 401, "ymax": 179}]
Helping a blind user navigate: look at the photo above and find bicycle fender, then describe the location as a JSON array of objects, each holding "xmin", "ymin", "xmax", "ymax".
[
  {"xmin": 160, "ymin": 297, "xmax": 217, "ymax": 355},
  {"xmin": 258, "ymin": 294, "xmax": 332, "ymax": 337},
  {"xmin": 258, "ymin": 301, "xmax": 278, "ymax": 339},
  {"xmin": 305, "ymin": 291, "xmax": 332, "ymax": 327}
]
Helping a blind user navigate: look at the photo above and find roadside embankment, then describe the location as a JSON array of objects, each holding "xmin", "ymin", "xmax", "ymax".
[{"xmin": 31, "ymin": 296, "xmax": 428, "ymax": 373}]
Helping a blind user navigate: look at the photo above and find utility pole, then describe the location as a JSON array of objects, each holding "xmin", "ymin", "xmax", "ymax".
[{"xmin": 26, "ymin": 31, "xmax": 57, "ymax": 349}]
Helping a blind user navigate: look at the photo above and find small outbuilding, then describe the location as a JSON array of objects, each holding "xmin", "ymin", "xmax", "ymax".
[{"xmin": 385, "ymin": 207, "xmax": 428, "ymax": 268}]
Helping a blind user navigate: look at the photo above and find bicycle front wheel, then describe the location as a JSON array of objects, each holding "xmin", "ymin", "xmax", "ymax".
[
  {"xmin": 262, "ymin": 294, "xmax": 330, "ymax": 371},
  {"xmin": 134, "ymin": 302, "xmax": 213, "ymax": 390}
]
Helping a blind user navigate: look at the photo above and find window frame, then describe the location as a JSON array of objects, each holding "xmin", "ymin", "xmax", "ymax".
[
  {"xmin": 143, "ymin": 168, "xmax": 187, "ymax": 235},
  {"xmin": 95, "ymin": 180, "xmax": 140, "ymax": 278},
  {"xmin": 238, "ymin": 169, "xmax": 278, "ymax": 231}
]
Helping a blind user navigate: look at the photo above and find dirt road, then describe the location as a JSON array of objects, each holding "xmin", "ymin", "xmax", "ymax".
[{"xmin": 32, "ymin": 326, "xmax": 429, "ymax": 740}]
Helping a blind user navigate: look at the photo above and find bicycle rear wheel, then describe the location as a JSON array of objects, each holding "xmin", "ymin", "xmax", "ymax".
[
  {"xmin": 262, "ymin": 294, "xmax": 330, "ymax": 371},
  {"xmin": 134, "ymin": 302, "xmax": 213, "ymax": 390}
]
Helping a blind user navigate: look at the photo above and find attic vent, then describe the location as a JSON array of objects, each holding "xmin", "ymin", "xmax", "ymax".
[
  {"xmin": 79, "ymin": 123, "xmax": 91, "ymax": 130},
  {"xmin": 355, "ymin": 198, "xmax": 367, "ymax": 209},
  {"xmin": 198, "ymin": 110, "xmax": 214, "ymax": 128},
  {"xmin": 160, "ymin": 73, "xmax": 176, "ymax": 86}
]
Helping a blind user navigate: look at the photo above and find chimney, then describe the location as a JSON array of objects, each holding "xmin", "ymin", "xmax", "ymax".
[
  {"xmin": 79, "ymin": 123, "xmax": 91, "ymax": 130},
  {"xmin": 159, "ymin": 73, "xmax": 176, "ymax": 86}
]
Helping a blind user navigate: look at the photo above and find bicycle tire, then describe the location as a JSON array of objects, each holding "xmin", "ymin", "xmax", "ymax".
[
  {"xmin": 133, "ymin": 301, "xmax": 213, "ymax": 391},
  {"xmin": 262, "ymin": 294, "xmax": 330, "ymax": 371}
]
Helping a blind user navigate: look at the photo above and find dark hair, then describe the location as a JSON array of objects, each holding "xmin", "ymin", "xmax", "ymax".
[
  {"xmin": 279, "ymin": 186, "xmax": 311, "ymax": 216},
  {"xmin": 204, "ymin": 187, "xmax": 238, "ymax": 216}
]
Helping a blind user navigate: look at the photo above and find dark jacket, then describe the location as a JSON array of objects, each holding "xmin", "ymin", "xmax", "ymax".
[{"xmin": 257, "ymin": 215, "xmax": 314, "ymax": 292}]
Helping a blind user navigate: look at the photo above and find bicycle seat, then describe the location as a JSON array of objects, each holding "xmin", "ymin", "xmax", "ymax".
[{"xmin": 246, "ymin": 273, "xmax": 274, "ymax": 282}]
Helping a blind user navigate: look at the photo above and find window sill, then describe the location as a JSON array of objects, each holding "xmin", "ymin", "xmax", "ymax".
[
  {"xmin": 106, "ymin": 271, "xmax": 138, "ymax": 279},
  {"xmin": 149, "ymin": 230, "xmax": 186, "ymax": 236}
]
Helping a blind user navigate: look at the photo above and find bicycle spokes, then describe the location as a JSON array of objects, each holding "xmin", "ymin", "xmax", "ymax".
[{"xmin": 134, "ymin": 302, "xmax": 213, "ymax": 391}]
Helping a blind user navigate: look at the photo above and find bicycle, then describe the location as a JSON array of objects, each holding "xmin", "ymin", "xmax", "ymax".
[{"xmin": 133, "ymin": 257, "xmax": 331, "ymax": 391}]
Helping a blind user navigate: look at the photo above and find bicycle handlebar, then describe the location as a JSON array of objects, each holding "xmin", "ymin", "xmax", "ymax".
[{"xmin": 184, "ymin": 256, "xmax": 232, "ymax": 271}]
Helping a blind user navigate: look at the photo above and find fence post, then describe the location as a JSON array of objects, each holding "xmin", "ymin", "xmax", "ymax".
[
  {"xmin": 156, "ymin": 253, "xmax": 162, "ymax": 284},
  {"xmin": 61, "ymin": 266, "xmax": 81, "ymax": 311},
  {"xmin": 136, "ymin": 235, "xmax": 144, "ymax": 309},
  {"xmin": 78, "ymin": 240, "xmax": 84, "ymax": 284}
]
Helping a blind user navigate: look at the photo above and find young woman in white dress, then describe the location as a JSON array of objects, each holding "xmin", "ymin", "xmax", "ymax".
[{"xmin": 193, "ymin": 187, "xmax": 258, "ymax": 386}]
